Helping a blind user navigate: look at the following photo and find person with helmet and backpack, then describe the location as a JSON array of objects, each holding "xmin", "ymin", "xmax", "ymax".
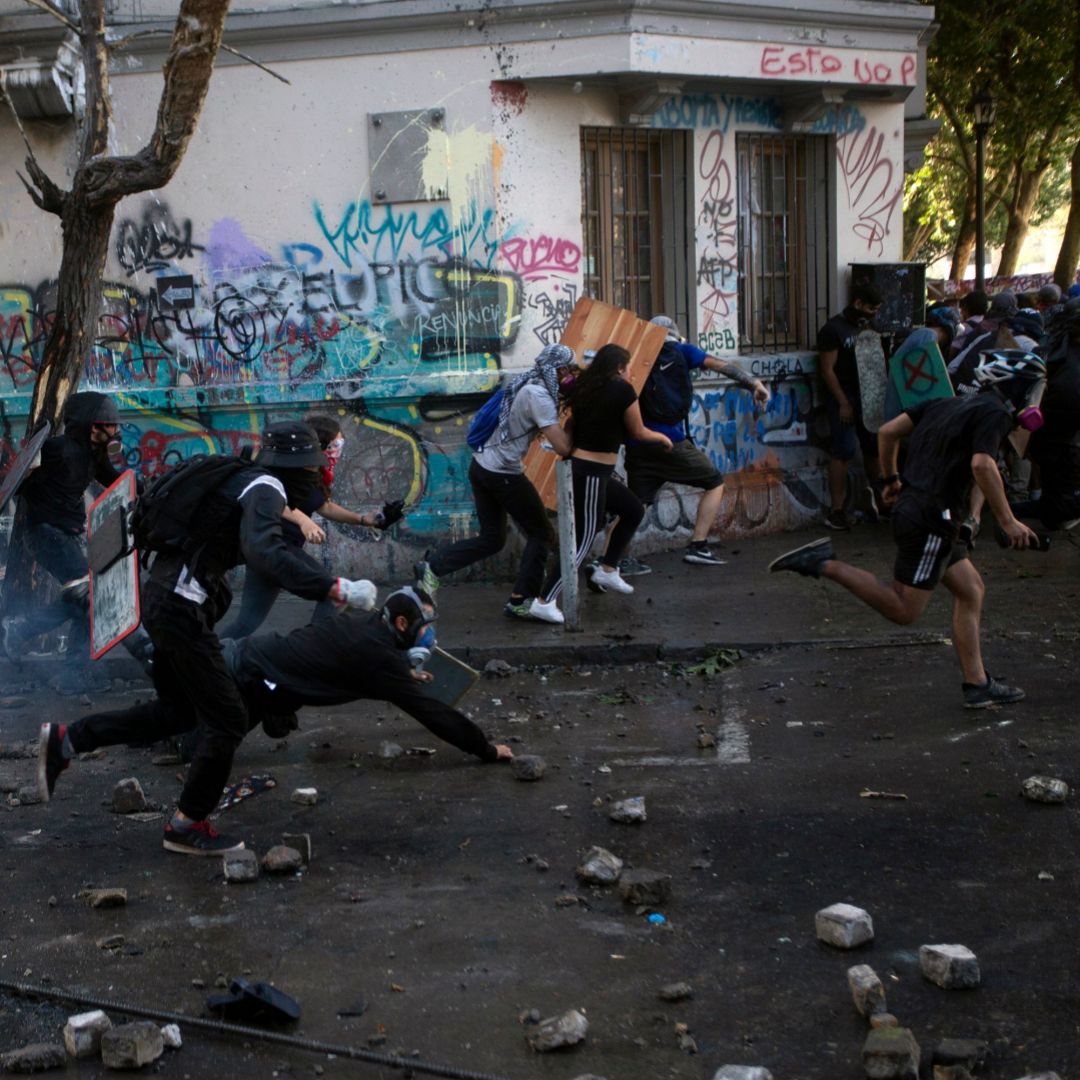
[
  {"xmin": 617, "ymin": 315, "xmax": 769, "ymax": 573},
  {"xmin": 47, "ymin": 420, "xmax": 377, "ymax": 856},
  {"xmin": 37, "ymin": 582, "xmax": 512, "ymax": 813},
  {"xmin": 1, "ymin": 391, "xmax": 152, "ymax": 689},
  {"xmin": 420, "ymin": 344, "xmax": 574, "ymax": 620},
  {"xmin": 769, "ymin": 352, "xmax": 1045, "ymax": 709}
]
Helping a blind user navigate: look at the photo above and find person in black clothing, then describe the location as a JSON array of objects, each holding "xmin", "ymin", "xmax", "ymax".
[
  {"xmin": 770, "ymin": 352, "xmax": 1045, "ymax": 709},
  {"xmin": 219, "ymin": 413, "xmax": 404, "ymax": 639},
  {"xmin": 37, "ymin": 587, "xmax": 512, "ymax": 820},
  {"xmin": 36, "ymin": 420, "xmax": 377, "ymax": 855},
  {"xmin": 529, "ymin": 344, "xmax": 672, "ymax": 624},
  {"xmin": 817, "ymin": 283, "xmax": 885, "ymax": 531},
  {"xmin": 2, "ymin": 391, "xmax": 151, "ymax": 686}
]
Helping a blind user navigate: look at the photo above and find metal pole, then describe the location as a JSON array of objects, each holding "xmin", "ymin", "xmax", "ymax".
[
  {"xmin": 975, "ymin": 129, "xmax": 986, "ymax": 293},
  {"xmin": 555, "ymin": 457, "xmax": 580, "ymax": 631}
]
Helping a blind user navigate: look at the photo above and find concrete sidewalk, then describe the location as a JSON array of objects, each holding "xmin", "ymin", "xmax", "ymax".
[{"xmin": 4, "ymin": 521, "xmax": 1077, "ymax": 683}]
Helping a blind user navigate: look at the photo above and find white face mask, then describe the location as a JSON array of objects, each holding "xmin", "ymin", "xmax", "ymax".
[{"xmin": 325, "ymin": 436, "xmax": 345, "ymax": 464}]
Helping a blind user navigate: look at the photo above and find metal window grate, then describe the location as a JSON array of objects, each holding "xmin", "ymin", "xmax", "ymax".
[
  {"xmin": 736, "ymin": 133, "xmax": 832, "ymax": 352},
  {"xmin": 581, "ymin": 127, "xmax": 694, "ymax": 333}
]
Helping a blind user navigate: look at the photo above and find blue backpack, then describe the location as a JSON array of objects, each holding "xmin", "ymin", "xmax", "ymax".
[{"xmin": 466, "ymin": 388, "xmax": 504, "ymax": 451}]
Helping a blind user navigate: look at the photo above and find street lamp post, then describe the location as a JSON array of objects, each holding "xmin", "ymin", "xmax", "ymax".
[{"xmin": 970, "ymin": 87, "xmax": 996, "ymax": 293}]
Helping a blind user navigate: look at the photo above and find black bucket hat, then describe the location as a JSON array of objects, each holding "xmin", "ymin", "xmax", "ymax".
[{"xmin": 257, "ymin": 421, "xmax": 324, "ymax": 469}]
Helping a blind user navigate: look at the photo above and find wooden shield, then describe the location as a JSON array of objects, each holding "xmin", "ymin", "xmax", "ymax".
[
  {"xmin": 522, "ymin": 299, "xmax": 668, "ymax": 509},
  {"xmin": 88, "ymin": 470, "xmax": 141, "ymax": 660}
]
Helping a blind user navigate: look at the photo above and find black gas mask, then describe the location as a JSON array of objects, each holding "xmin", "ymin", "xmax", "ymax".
[{"xmin": 381, "ymin": 586, "xmax": 437, "ymax": 670}]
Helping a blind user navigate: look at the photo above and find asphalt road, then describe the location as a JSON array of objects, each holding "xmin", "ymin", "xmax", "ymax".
[{"xmin": 2, "ymin": 623, "xmax": 1079, "ymax": 1078}]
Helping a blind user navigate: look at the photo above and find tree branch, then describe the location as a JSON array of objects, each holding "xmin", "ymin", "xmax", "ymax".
[
  {"xmin": 220, "ymin": 41, "xmax": 290, "ymax": 85},
  {"xmin": 18, "ymin": 0, "xmax": 78, "ymax": 33},
  {"xmin": 1, "ymin": 73, "xmax": 67, "ymax": 215}
]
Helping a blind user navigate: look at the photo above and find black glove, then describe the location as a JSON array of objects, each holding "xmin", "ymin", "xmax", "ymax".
[{"xmin": 376, "ymin": 499, "xmax": 405, "ymax": 529}]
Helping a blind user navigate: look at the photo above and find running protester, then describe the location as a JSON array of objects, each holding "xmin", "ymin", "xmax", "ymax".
[
  {"xmin": 529, "ymin": 344, "xmax": 672, "ymax": 625},
  {"xmin": 420, "ymin": 344, "xmax": 574, "ymax": 619},
  {"xmin": 770, "ymin": 352, "xmax": 1044, "ymax": 709}
]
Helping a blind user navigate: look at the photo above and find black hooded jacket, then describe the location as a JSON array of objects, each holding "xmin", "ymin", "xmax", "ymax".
[{"xmin": 17, "ymin": 392, "xmax": 123, "ymax": 534}]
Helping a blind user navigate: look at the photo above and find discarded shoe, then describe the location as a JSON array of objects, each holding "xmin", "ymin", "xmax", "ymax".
[
  {"xmin": 768, "ymin": 537, "xmax": 835, "ymax": 578},
  {"xmin": 207, "ymin": 978, "xmax": 301, "ymax": 1025}
]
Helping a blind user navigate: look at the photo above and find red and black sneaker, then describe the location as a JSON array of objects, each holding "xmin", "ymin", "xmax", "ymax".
[
  {"xmin": 162, "ymin": 819, "xmax": 245, "ymax": 856},
  {"xmin": 36, "ymin": 723, "xmax": 69, "ymax": 802}
]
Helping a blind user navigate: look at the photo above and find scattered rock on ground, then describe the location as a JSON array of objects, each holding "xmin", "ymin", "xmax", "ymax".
[
  {"xmin": 16, "ymin": 786, "xmax": 42, "ymax": 805},
  {"xmin": 100, "ymin": 1021, "xmax": 164, "ymax": 1069},
  {"xmin": 609, "ymin": 796, "xmax": 646, "ymax": 823},
  {"xmin": 658, "ymin": 981, "xmax": 692, "ymax": 1002},
  {"xmin": 64, "ymin": 1010, "xmax": 112, "ymax": 1059},
  {"xmin": 919, "ymin": 944, "xmax": 981, "ymax": 989},
  {"xmin": 711, "ymin": 1067, "xmax": 774, "ymax": 1080},
  {"xmin": 160, "ymin": 1024, "xmax": 182, "ymax": 1050},
  {"xmin": 527, "ymin": 1008, "xmax": 588, "ymax": 1051},
  {"xmin": 484, "ymin": 658, "xmax": 513, "ymax": 677},
  {"xmin": 96, "ymin": 934, "xmax": 125, "ymax": 950},
  {"xmin": 1021, "ymin": 775, "xmax": 1069, "ymax": 804},
  {"xmin": 815, "ymin": 902, "xmax": 874, "ymax": 948},
  {"xmin": 933, "ymin": 1038, "xmax": 988, "ymax": 1068},
  {"xmin": 87, "ymin": 888, "xmax": 127, "ymax": 909},
  {"xmin": 377, "ymin": 741, "xmax": 404, "ymax": 762},
  {"xmin": 0, "ymin": 696, "xmax": 29, "ymax": 709},
  {"xmin": 291, "ymin": 787, "xmax": 318, "ymax": 805},
  {"xmin": 282, "ymin": 832, "xmax": 312, "ymax": 864},
  {"xmin": 111, "ymin": 777, "xmax": 148, "ymax": 814},
  {"xmin": 1, "ymin": 1042, "xmax": 66, "ymax": 1073},
  {"xmin": 862, "ymin": 1026, "xmax": 920, "ymax": 1079},
  {"xmin": 848, "ymin": 963, "xmax": 887, "ymax": 1017},
  {"xmin": 871, "ymin": 1013, "xmax": 900, "ymax": 1029},
  {"xmin": 262, "ymin": 845, "xmax": 303, "ymax": 873},
  {"xmin": 576, "ymin": 846, "xmax": 623, "ymax": 885},
  {"xmin": 619, "ymin": 868, "xmax": 671, "ymax": 906},
  {"xmin": 512, "ymin": 755, "xmax": 546, "ymax": 781},
  {"xmin": 933, "ymin": 1066, "xmax": 973, "ymax": 1080},
  {"xmin": 223, "ymin": 849, "xmax": 259, "ymax": 883}
]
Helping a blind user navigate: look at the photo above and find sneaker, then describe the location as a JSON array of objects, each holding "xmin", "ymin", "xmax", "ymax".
[
  {"xmin": 617, "ymin": 554, "xmax": 652, "ymax": 577},
  {"xmin": 823, "ymin": 509, "xmax": 851, "ymax": 531},
  {"xmin": 683, "ymin": 543, "xmax": 727, "ymax": 566},
  {"xmin": 768, "ymin": 537, "xmax": 835, "ymax": 578},
  {"xmin": 414, "ymin": 559, "xmax": 439, "ymax": 596},
  {"xmin": 36, "ymin": 723, "xmax": 69, "ymax": 802},
  {"xmin": 527, "ymin": 598, "xmax": 564, "ymax": 625},
  {"xmin": 1, "ymin": 616, "xmax": 28, "ymax": 663},
  {"xmin": 590, "ymin": 564, "xmax": 634, "ymax": 594},
  {"xmin": 962, "ymin": 675, "xmax": 1025, "ymax": 709},
  {"xmin": 584, "ymin": 559, "xmax": 605, "ymax": 594},
  {"xmin": 162, "ymin": 819, "xmax": 245, "ymax": 855},
  {"xmin": 957, "ymin": 516, "xmax": 981, "ymax": 546},
  {"xmin": 503, "ymin": 599, "xmax": 538, "ymax": 620}
]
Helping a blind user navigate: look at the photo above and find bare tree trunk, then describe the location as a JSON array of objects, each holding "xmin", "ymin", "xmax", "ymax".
[
  {"xmin": 1055, "ymin": 138, "xmax": 1080, "ymax": 289},
  {"xmin": 996, "ymin": 161, "xmax": 1050, "ymax": 278},
  {"xmin": 949, "ymin": 190, "xmax": 977, "ymax": 283}
]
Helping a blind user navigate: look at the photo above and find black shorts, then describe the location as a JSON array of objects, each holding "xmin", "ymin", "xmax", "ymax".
[
  {"xmin": 625, "ymin": 440, "xmax": 724, "ymax": 504},
  {"xmin": 892, "ymin": 512, "xmax": 968, "ymax": 590}
]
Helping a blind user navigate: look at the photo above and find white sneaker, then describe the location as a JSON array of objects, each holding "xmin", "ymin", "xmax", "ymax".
[
  {"xmin": 589, "ymin": 564, "xmax": 634, "ymax": 594},
  {"xmin": 528, "ymin": 598, "xmax": 565, "ymax": 624}
]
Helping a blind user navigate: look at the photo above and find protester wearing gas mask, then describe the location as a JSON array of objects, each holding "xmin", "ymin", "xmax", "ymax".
[
  {"xmin": 2, "ymin": 391, "xmax": 153, "ymax": 689},
  {"xmin": 770, "ymin": 352, "xmax": 1044, "ymax": 710},
  {"xmin": 220, "ymin": 413, "xmax": 405, "ymax": 639},
  {"xmin": 39, "ymin": 582, "xmax": 511, "ymax": 830}
]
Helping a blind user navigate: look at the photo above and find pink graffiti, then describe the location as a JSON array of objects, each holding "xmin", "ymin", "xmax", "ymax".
[
  {"xmin": 499, "ymin": 236, "xmax": 581, "ymax": 281},
  {"xmin": 696, "ymin": 130, "xmax": 737, "ymax": 332},
  {"xmin": 837, "ymin": 126, "xmax": 902, "ymax": 257},
  {"xmin": 760, "ymin": 45, "xmax": 916, "ymax": 87}
]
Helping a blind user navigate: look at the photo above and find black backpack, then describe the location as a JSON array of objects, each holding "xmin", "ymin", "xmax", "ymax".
[
  {"xmin": 130, "ymin": 455, "xmax": 251, "ymax": 565},
  {"xmin": 639, "ymin": 342, "xmax": 694, "ymax": 426}
]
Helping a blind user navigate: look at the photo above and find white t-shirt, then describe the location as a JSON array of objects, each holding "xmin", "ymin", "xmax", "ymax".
[{"xmin": 474, "ymin": 383, "xmax": 559, "ymax": 475}]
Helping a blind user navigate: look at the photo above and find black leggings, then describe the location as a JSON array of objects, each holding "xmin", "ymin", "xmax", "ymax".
[{"xmin": 540, "ymin": 458, "xmax": 643, "ymax": 604}]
